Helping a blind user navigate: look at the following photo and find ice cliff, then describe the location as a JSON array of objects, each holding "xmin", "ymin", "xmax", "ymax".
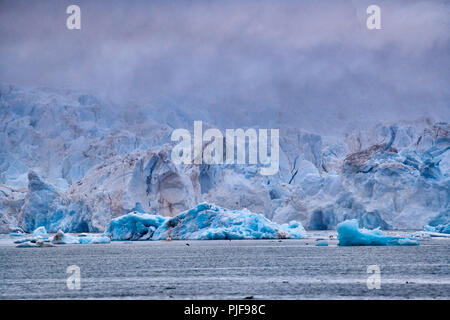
[{"xmin": 0, "ymin": 84, "xmax": 448, "ymax": 232}]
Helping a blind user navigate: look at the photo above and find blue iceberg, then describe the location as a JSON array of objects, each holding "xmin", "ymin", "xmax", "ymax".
[
  {"xmin": 316, "ymin": 240, "xmax": 329, "ymax": 246},
  {"xmin": 14, "ymin": 238, "xmax": 32, "ymax": 244},
  {"xmin": 52, "ymin": 230, "xmax": 111, "ymax": 244},
  {"xmin": 78, "ymin": 235, "xmax": 111, "ymax": 244},
  {"xmin": 32, "ymin": 226, "xmax": 49, "ymax": 241},
  {"xmin": 337, "ymin": 219, "xmax": 419, "ymax": 246},
  {"xmin": 103, "ymin": 203, "xmax": 306, "ymax": 241},
  {"xmin": 424, "ymin": 223, "xmax": 450, "ymax": 234},
  {"xmin": 9, "ymin": 232, "xmax": 26, "ymax": 237},
  {"xmin": 280, "ymin": 221, "xmax": 305, "ymax": 238},
  {"xmin": 104, "ymin": 211, "xmax": 169, "ymax": 241},
  {"xmin": 151, "ymin": 203, "xmax": 305, "ymax": 240},
  {"xmin": 52, "ymin": 230, "xmax": 79, "ymax": 244}
]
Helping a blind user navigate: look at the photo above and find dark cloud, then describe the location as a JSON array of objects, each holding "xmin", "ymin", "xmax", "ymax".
[{"xmin": 0, "ymin": 0, "xmax": 449, "ymax": 134}]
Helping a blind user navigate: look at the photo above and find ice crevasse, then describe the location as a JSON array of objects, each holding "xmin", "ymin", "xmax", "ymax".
[
  {"xmin": 337, "ymin": 219, "xmax": 419, "ymax": 246},
  {"xmin": 104, "ymin": 203, "xmax": 306, "ymax": 241}
]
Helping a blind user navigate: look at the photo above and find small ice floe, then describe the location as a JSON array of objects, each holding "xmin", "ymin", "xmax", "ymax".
[
  {"xmin": 9, "ymin": 232, "xmax": 26, "ymax": 237},
  {"xmin": 410, "ymin": 231, "xmax": 432, "ymax": 240},
  {"xmin": 337, "ymin": 219, "xmax": 419, "ymax": 246},
  {"xmin": 316, "ymin": 240, "xmax": 329, "ymax": 246},
  {"xmin": 9, "ymin": 227, "xmax": 25, "ymax": 237},
  {"xmin": 52, "ymin": 230, "xmax": 111, "ymax": 244},
  {"xmin": 416, "ymin": 231, "xmax": 450, "ymax": 238},
  {"xmin": 16, "ymin": 242, "xmax": 37, "ymax": 248},
  {"xmin": 16, "ymin": 239, "xmax": 54, "ymax": 248},
  {"xmin": 78, "ymin": 235, "xmax": 110, "ymax": 244},
  {"xmin": 14, "ymin": 238, "xmax": 32, "ymax": 244},
  {"xmin": 35, "ymin": 239, "xmax": 54, "ymax": 247},
  {"xmin": 52, "ymin": 230, "xmax": 80, "ymax": 244}
]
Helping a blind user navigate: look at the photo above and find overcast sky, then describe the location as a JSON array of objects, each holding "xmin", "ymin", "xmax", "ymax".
[{"xmin": 0, "ymin": 0, "xmax": 449, "ymax": 134}]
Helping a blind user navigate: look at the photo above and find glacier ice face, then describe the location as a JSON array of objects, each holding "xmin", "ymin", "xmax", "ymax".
[
  {"xmin": 337, "ymin": 219, "xmax": 419, "ymax": 246},
  {"xmin": 0, "ymin": 185, "xmax": 25, "ymax": 233},
  {"xmin": 20, "ymin": 172, "xmax": 93, "ymax": 233},
  {"xmin": 0, "ymin": 84, "xmax": 449, "ymax": 232},
  {"xmin": 106, "ymin": 203, "xmax": 305, "ymax": 241}
]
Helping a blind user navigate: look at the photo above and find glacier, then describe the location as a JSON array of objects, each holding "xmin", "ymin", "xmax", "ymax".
[
  {"xmin": 105, "ymin": 203, "xmax": 305, "ymax": 241},
  {"xmin": 0, "ymin": 84, "xmax": 449, "ymax": 233},
  {"xmin": 337, "ymin": 220, "xmax": 419, "ymax": 246}
]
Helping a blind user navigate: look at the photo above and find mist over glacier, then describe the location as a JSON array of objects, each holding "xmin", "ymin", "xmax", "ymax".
[{"xmin": 0, "ymin": 0, "xmax": 448, "ymax": 233}]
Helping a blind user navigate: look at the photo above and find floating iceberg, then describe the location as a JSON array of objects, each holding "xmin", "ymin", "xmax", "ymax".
[
  {"xmin": 32, "ymin": 226, "xmax": 49, "ymax": 240},
  {"xmin": 103, "ymin": 203, "xmax": 306, "ymax": 241},
  {"xmin": 78, "ymin": 235, "xmax": 111, "ymax": 244},
  {"xmin": 16, "ymin": 239, "xmax": 54, "ymax": 248},
  {"xmin": 337, "ymin": 219, "xmax": 419, "ymax": 246},
  {"xmin": 424, "ymin": 223, "xmax": 450, "ymax": 234},
  {"xmin": 316, "ymin": 240, "xmax": 329, "ymax": 246},
  {"xmin": 280, "ymin": 221, "xmax": 305, "ymax": 238},
  {"xmin": 14, "ymin": 238, "xmax": 32, "ymax": 244},
  {"xmin": 52, "ymin": 230, "xmax": 80, "ymax": 244},
  {"xmin": 104, "ymin": 211, "xmax": 169, "ymax": 241},
  {"xmin": 9, "ymin": 232, "xmax": 25, "ymax": 237},
  {"xmin": 151, "ymin": 203, "xmax": 305, "ymax": 240},
  {"xmin": 16, "ymin": 242, "xmax": 38, "ymax": 248},
  {"xmin": 52, "ymin": 230, "xmax": 111, "ymax": 244}
]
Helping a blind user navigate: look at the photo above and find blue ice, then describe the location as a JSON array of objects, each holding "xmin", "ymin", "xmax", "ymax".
[
  {"xmin": 337, "ymin": 219, "xmax": 419, "ymax": 246},
  {"xmin": 103, "ymin": 211, "xmax": 169, "ymax": 241},
  {"xmin": 151, "ymin": 203, "xmax": 305, "ymax": 240},
  {"xmin": 105, "ymin": 203, "xmax": 306, "ymax": 241},
  {"xmin": 52, "ymin": 230, "xmax": 111, "ymax": 244},
  {"xmin": 424, "ymin": 223, "xmax": 450, "ymax": 234},
  {"xmin": 32, "ymin": 226, "xmax": 49, "ymax": 240}
]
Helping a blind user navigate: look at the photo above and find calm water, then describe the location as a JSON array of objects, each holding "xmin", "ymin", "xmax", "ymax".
[{"xmin": 0, "ymin": 235, "xmax": 449, "ymax": 299}]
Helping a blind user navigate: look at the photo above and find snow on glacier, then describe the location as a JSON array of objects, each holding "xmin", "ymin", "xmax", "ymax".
[
  {"xmin": 105, "ymin": 203, "xmax": 306, "ymax": 241},
  {"xmin": 337, "ymin": 219, "xmax": 419, "ymax": 246}
]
